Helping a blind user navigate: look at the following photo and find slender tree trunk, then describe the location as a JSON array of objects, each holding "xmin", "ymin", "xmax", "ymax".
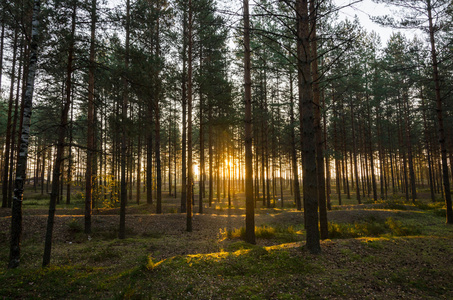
[
  {"xmin": 43, "ymin": 1, "xmax": 76, "ymax": 266},
  {"xmin": 350, "ymin": 96, "xmax": 361, "ymax": 204},
  {"xmin": 119, "ymin": 0, "xmax": 130, "ymax": 239},
  {"xmin": 208, "ymin": 105, "xmax": 213, "ymax": 207},
  {"xmin": 9, "ymin": 0, "xmax": 40, "ymax": 269},
  {"xmin": 0, "ymin": 11, "xmax": 4, "ymax": 93},
  {"xmin": 421, "ymin": 93, "xmax": 435, "ymax": 202},
  {"xmin": 403, "ymin": 93, "xmax": 417, "ymax": 201},
  {"xmin": 323, "ymin": 90, "xmax": 331, "ymax": 210},
  {"xmin": 199, "ymin": 45, "xmax": 204, "ymax": 214},
  {"xmin": 7, "ymin": 35, "xmax": 23, "ymax": 209},
  {"xmin": 289, "ymin": 73, "xmax": 301, "ymax": 210},
  {"xmin": 243, "ymin": 0, "xmax": 255, "ymax": 244},
  {"xmin": 2, "ymin": 29, "xmax": 18, "ymax": 208},
  {"xmin": 181, "ymin": 4, "xmax": 187, "ymax": 213},
  {"xmin": 186, "ymin": 0, "xmax": 193, "ymax": 232},
  {"xmin": 154, "ymin": 12, "xmax": 162, "ymax": 214},
  {"xmin": 309, "ymin": 0, "xmax": 327, "ymax": 239},
  {"xmin": 427, "ymin": 0, "xmax": 452, "ymax": 223}
]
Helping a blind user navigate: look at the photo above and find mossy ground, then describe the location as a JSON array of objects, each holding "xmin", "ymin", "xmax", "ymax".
[{"xmin": 0, "ymin": 187, "xmax": 452, "ymax": 299}]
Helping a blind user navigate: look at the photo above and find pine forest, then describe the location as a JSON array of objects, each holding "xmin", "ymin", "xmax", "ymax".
[{"xmin": 0, "ymin": 0, "xmax": 452, "ymax": 298}]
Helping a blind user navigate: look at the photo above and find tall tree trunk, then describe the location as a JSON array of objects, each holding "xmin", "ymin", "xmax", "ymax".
[
  {"xmin": 199, "ymin": 45, "xmax": 204, "ymax": 214},
  {"xmin": 9, "ymin": 0, "xmax": 40, "ymax": 269},
  {"xmin": 323, "ymin": 89, "xmax": 331, "ymax": 210},
  {"xmin": 296, "ymin": 0, "xmax": 320, "ymax": 254},
  {"xmin": 208, "ymin": 104, "xmax": 213, "ymax": 207},
  {"xmin": 350, "ymin": 96, "xmax": 361, "ymax": 204},
  {"xmin": 43, "ymin": 1, "xmax": 75, "ymax": 266},
  {"xmin": 243, "ymin": 0, "xmax": 255, "ymax": 244},
  {"xmin": 7, "ymin": 34, "xmax": 23, "ymax": 209},
  {"xmin": 180, "ymin": 4, "xmax": 187, "ymax": 213},
  {"xmin": 119, "ymin": 0, "xmax": 130, "ymax": 239},
  {"xmin": 289, "ymin": 73, "xmax": 301, "ymax": 210},
  {"xmin": 0, "ymin": 11, "xmax": 4, "ymax": 93},
  {"xmin": 2, "ymin": 29, "xmax": 18, "ymax": 208},
  {"xmin": 427, "ymin": 0, "xmax": 452, "ymax": 223},
  {"xmin": 403, "ymin": 93, "xmax": 417, "ymax": 201},
  {"xmin": 154, "ymin": 12, "xmax": 162, "ymax": 214},
  {"xmin": 309, "ymin": 0, "xmax": 327, "ymax": 239},
  {"xmin": 186, "ymin": 0, "xmax": 193, "ymax": 232}
]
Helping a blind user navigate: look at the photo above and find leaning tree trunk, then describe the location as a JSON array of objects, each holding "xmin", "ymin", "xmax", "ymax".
[{"xmin": 8, "ymin": 0, "xmax": 40, "ymax": 269}]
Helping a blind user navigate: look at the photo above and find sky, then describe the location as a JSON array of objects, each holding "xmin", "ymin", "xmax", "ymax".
[{"xmin": 336, "ymin": 0, "xmax": 418, "ymax": 44}]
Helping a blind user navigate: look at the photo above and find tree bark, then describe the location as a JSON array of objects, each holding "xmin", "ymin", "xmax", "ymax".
[
  {"xmin": 186, "ymin": 0, "xmax": 193, "ymax": 232},
  {"xmin": 243, "ymin": 0, "xmax": 255, "ymax": 244},
  {"xmin": 427, "ymin": 0, "xmax": 452, "ymax": 223},
  {"xmin": 85, "ymin": 0, "xmax": 95, "ymax": 235},
  {"xmin": 119, "ymin": 0, "xmax": 130, "ymax": 239},
  {"xmin": 289, "ymin": 72, "xmax": 301, "ymax": 210},
  {"xmin": 43, "ymin": 1, "xmax": 76, "ymax": 266},
  {"xmin": 9, "ymin": 0, "xmax": 40, "ymax": 268},
  {"xmin": 296, "ymin": 0, "xmax": 320, "ymax": 254}
]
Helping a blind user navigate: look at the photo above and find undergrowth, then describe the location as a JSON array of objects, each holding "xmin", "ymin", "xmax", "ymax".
[{"xmin": 328, "ymin": 217, "xmax": 421, "ymax": 239}]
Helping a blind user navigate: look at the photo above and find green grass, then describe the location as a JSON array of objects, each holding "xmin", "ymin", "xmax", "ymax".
[
  {"xmin": 328, "ymin": 216, "xmax": 421, "ymax": 239},
  {"xmin": 1, "ymin": 236, "xmax": 452, "ymax": 299},
  {"xmin": 223, "ymin": 225, "xmax": 303, "ymax": 243},
  {"xmin": 1, "ymin": 189, "xmax": 453, "ymax": 299}
]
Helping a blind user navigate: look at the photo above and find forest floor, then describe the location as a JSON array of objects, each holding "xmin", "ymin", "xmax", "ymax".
[{"xmin": 0, "ymin": 188, "xmax": 452, "ymax": 299}]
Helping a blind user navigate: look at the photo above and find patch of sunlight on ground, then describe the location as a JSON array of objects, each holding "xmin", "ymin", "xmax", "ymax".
[
  {"xmin": 264, "ymin": 242, "xmax": 302, "ymax": 251},
  {"xmin": 357, "ymin": 237, "xmax": 390, "ymax": 243}
]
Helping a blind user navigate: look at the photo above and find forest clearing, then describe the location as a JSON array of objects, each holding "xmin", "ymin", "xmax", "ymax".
[{"xmin": 0, "ymin": 187, "xmax": 452, "ymax": 299}]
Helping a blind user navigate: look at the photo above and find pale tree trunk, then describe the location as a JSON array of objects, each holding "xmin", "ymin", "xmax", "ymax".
[
  {"xmin": 66, "ymin": 2, "xmax": 76, "ymax": 205},
  {"xmin": 85, "ymin": 0, "xmax": 96, "ymax": 234},
  {"xmin": 296, "ymin": 0, "xmax": 320, "ymax": 254},
  {"xmin": 42, "ymin": 0, "xmax": 76, "ymax": 267},
  {"xmin": 8, "ymin": 0, "xmax": 40, "ymax": 269},
  {"xmin": 243, "ymin": 0, "xmax": 255, "ymax": 244}
]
